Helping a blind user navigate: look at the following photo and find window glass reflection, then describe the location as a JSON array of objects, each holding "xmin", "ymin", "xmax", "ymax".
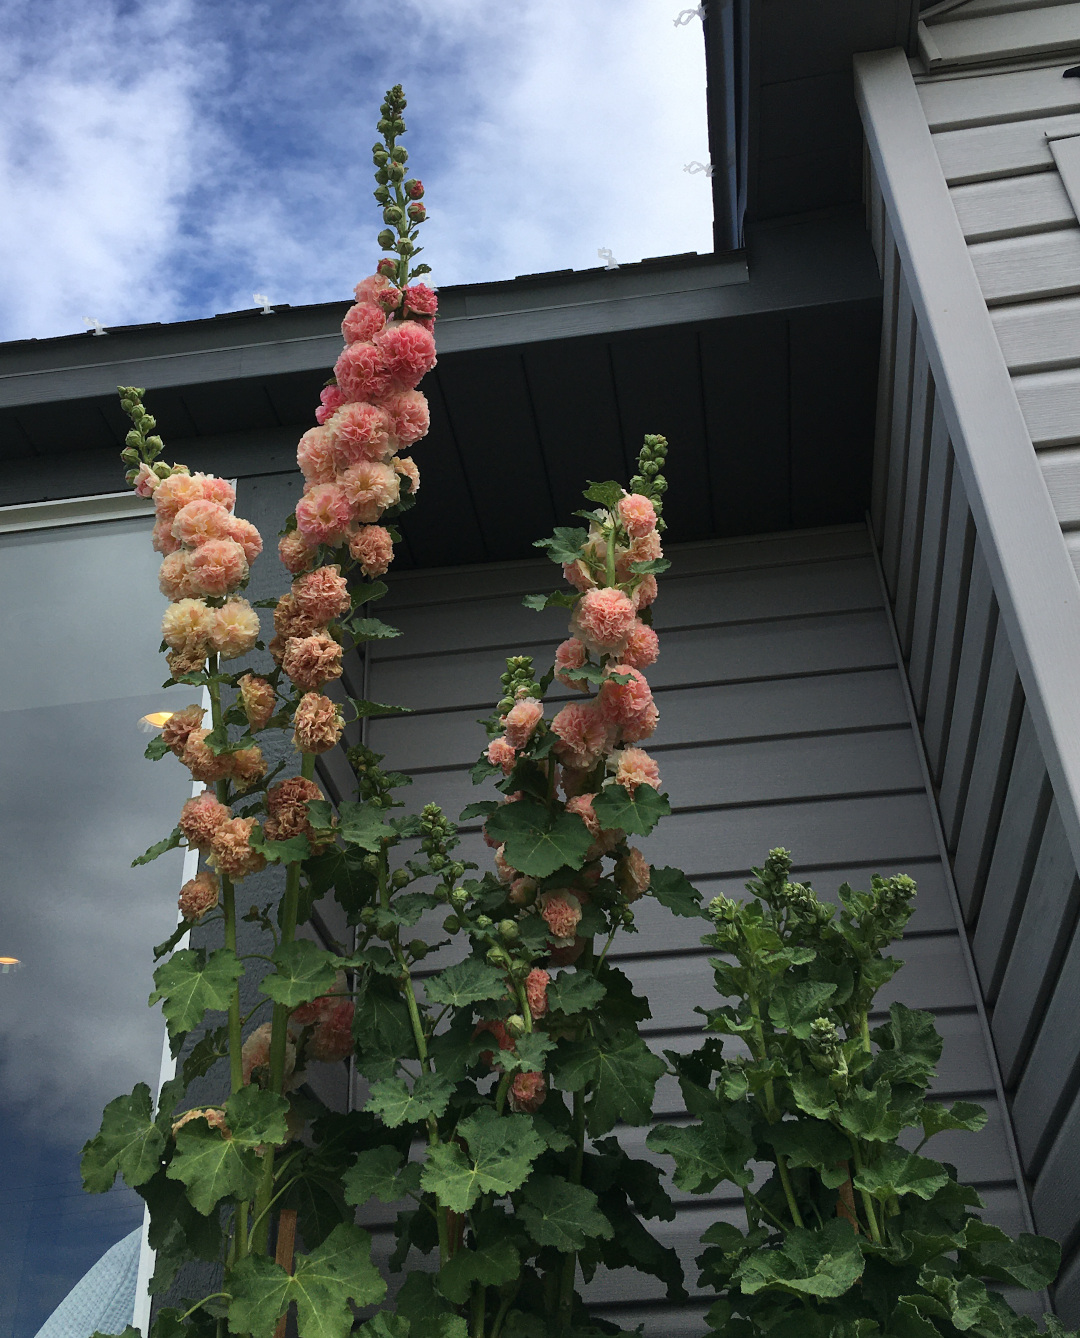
[{"xmin": 0, "ymin": 518, "xmax": 193, "ymax": 1338}]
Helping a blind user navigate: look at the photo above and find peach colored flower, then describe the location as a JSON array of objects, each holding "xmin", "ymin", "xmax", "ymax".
[
  {"xmin": 161, "ymin": 704, "xmax": 205, "ymax": 756},
  {"xmin": 629, "ymin": 530, "xmax": 662, "ymax": 563},
  {"xmin": 486, "ymin": 737, "xmax": 517, "ymax": 775},
  {"xmin": 297, "ymin": 426, "xmax": 337, "ymax": 485},
  {"xmin": 493, "ymin": 845, "xmax": 516, "ymax": 884},
  {"xmin": 350, "ymin": 524, "xmax": 395, "ymax": 577},
  {"xmin": 315, "ymin": 383, "xmax": 347, "ymax": 426},
  {"xmin": 612, "ymin": 747, "xmax": 662, "ymax": 797},
  {"xmin": 334, "ymin": 341, "xmax": 392, "ymax": 403},
  {"xmin": 161, "ymin": 598, "xmax": 215, "ymax": 654},
  {"xmin": 182, "ymin": 729, "xmax": 232, "ymax": 784},
  {"xmin": 597, "ymin": 665, "xmax": 654, "ymax": 730},
  {"xmin": 509, "ymin": 1071, "xmax": 546, "ymax": 1114},
  {"xmin": 296, "ymin": 483, "xmax": 352, "ymax": 547},
  {"xmin": 621, "ymin": 701, "xmax": 658, "ymax": 743},
  {"xmin": 633, "ymin": 575, "xmax": 658, "ymax": 610},
  {"xmin": 292, "ymin": 564, "xmax": 350, "ymax": 626},
  {"xmin": 376, "ymin": 320, "xmax": 436, "ymax": 390},
  {"xmin": 265, "ymin": 776, "xmax": 325, "ymax": 842},
  {"xmin": 283, "ymin": 633, "xmax": 343, "ymax": 692},
  {"xmin": 562, "ymin": 560, "xmax": 595, "ymax": 593},
  {"xmin": 615, "ymin": 848, "xmax": 651, "ymax": 902},
  {"xmin": 558, "ymin": 764, "xmax": 593, "ymax": 798},
  {"xmin": 242, "ymin": 1021, "xmax": 295, "ymax": 1086},
  {"xmin": 171, "ymin": 1106, "xmax": 228, "ymax": 1138},
  {"xmin": 239, "ymin": 674, "xmax": 276, "ymax": 731},
  {"xmin": 293, "ymin": 693, "xmax": 344, "ymax": 754},
  {"xmin": 154, "ymin": 471, "xmax": 205, "ymax": 522},
  {"xmin": 619, "ymin": 493, "xmax": 657, "ymax": 539},
  {"xmin": 393, "ymin": 456, "xmax": 420, "ymax": 494},
  {"xmin": 622, "ymin": 621, "xmax": 659, "ymax": 669},
  {"xmin": 339, "ymin": 459, "xmax": 399, "ymax": 524},
  {"xmin": 171, "ymin": 499, "xmax": 234, "ymax": 547},
  {"xmin": 188, "ymin": 539, "xmax": 249, "ymax": 597},
  {"xmin": 382, "ymin": 389, "xmax": 430, "ymax": 447},
  {"xmin": 573, "ymin": 587, "xmax": 638, "ymax": 653},
  {"xmin": 555, "ymin": 637, "xmax": 589, "ymax": 691},
  {"xmin": 274, "ymin": 593, "xmax": 320, "ymax": 642},
  {"xmin": 227, "ymin": 517, "xmax": 263, "ymax": 566},
  {"xmin": 152, "ymin": 518, "xmax": 182, "ymax": 555},
  {"xmin": 326, "ymin": 401, "xmax": 392, "ymax": 470},
  {"xmin": 539, "ymin": 891, "xmax": 582, "ymax": 946},
  {"xmin": 198, "ymin": 476, "xmax": 237, "ymax": 511},
  {"xmin": 179, "ymin": 870, "xmax": 220, "ymax": 921},
  {"xmin": 341, "ymin": 301, "xmax": 386, "ymax": 345},
  {"xmin": 308, "ymin": 1000, "xmax": 355, "ymax": 1062},
  {"xmin": 403, "ymin": 283, "xmax": 437, "ymax": 319},
  {"xmin": 210, "ymin": 598, "xmax": 261, "ymax": 659},
  {"xmin": 474, "ymin": 1018, "xmax": 514, "ymax": 1068},
  {"xmin": 551, "ymin": 701, "xmax": 611, "ymax": 771},
  {"xmin": 503, "ymin": 699, "xmax": 543, "ymax": 750},
  {"xmin": 228, "ymin": 745, "xmax": 267, "ymax": 792},
  {"xmin": 354, "ymin": 273, "xmax": 402, "ymax": 311},
  {"xmin": 133, "ymin": 463, "xmax": 160, "ymax": 497},
  {"xmin": 291, "ymin": 977, "xmax": 343, "ymax": 1026},
  {"xmin": 159, "ymin": 551, "xmax": 197, "ymax": 602},
  {"xmin": 508, "ymin": 876, "xmax": 537, "ymax": 907},
  {"xmin": 525, "ymin": 968, "xmax": 550, "ymax": 1019},
  {"xmin": 565, "ymin": 793, "xmax": 600, "ymax": 838},
  {"xmin": 210, "ymin": 816, "xmax": 267, "ymax": 880},
  {"xmin": 167, "ymin": 646, "xmax": 208, "ymax": 677},
  {"xmin": 179, "ymin": 790, "xmax": 231, "ymax": 850},
  {"xmin": 278, "ymin": 530, "xmax": 318, "ymax": 575}
]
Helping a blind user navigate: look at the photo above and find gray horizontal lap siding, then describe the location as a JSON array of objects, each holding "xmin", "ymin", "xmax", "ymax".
[{"xmin": 360, "ymin": 528, "xmax": 1024, "ymax": 1333}]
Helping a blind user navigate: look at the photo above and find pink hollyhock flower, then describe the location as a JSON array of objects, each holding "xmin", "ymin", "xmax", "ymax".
[
  {"xmin": 619, "ymin": 493, "xmax": 657, "ymax": 539},
  {"xmin": 210, "ymin": 816, "xmax": 267, "ymax": 880},
  {"xmin": 375, "ymin": 321, "xmax": 436, "ymax": 390},
  {"xmin": 621, "ymin": 701, "xmax": 658, "ymax": 743},
  {"xmin": 633, "ymin": 575, "xmax": 658, "ymax": 610},
  {"xmin": 565, "ymin": 793, "xmax": 601, "ymax": 838},
  {"xmin": 242, "ymin": 1021, "xmax": 296, "ymax": 1086},
  {"xmin": 341, "ymin": 301, "xmax": 386, "ymax": 345},
  {"xmin": 554, "ymin": 637, "xmax": 589, "ymax": 691},
  {"xmin": 622, "ymin": 621, "xmax": 659, "ymax": 669},
  {"xmin": 308, "ymin": 1000, "xmax": 355, "ymax": 1062},
  {"xmin": 228, "ymin": 745, "xmax": 266, "ymax": 792},
  {"xmin": 503, "ymin": 699, "xmax": 543, "ymax": 750},
  {"xmin": 574, "ymin": 587, "xmax": 638, "ymax": 653},
  {"xmin": 493, "ymin": 845, "xmax": 516, "ymax": 884},
  {"xmin": 393, "ymin": 456, "xmax": 420, "ymax": 495},
  {"xmin": 315, "ymin": 383, "xmax": 347, "ymax": 426},
  {"xmin": 153, "ymin": 471, "xmax": 205, "ymax": 522},
  {"xmin": 525, "ymin": 968, "xmax": 550, "ymax": 1019},
  {"xmin": 210, "ymin": 598, "xmax": 261, "ymax": 659},
  {"xmin": 326, "ymin": 401, "xmax": 392, "ymax": 470},
  {"xmin": 558, "ymin": 764, "xmax": 593, "ymax": 798},
  {"xmin": 273, "ymin": 593, "xmax": 320, "ymax": 643},
  {"xmin": 334, "ymin": 340, "xmax": 392, "ymax": 403},
  {"xmin": 188, "ymin": 539, "xmax": 249, "ymax": 597},
  {"xmin": 161, "ymin": 598, "xmax": 215, "ymax": 653},
  {"xmin": 179, "ymin": 870, "xmax": 220, "ymax": 921},
  {"xmin": 508, "ymin": 876, "xmax": 537, "ymax": 907},
  {"xmin": 486, "ymin": 737, "xmax": 517, "ymax": 776},
  {"xmin": 161, "ymin": 704, "xmax": 205, "ymax": 756},
  {"xmin": 597, "ymin": 665, "xmax": 654, "ymax": 729},
  {"xmin": 474, "ymin": 1018, "xmax": 514, "ymax": 1068},
  {"xmin": 159, "ymin": 551, "xmax": 197, "ymax": 602},
  {"xmin": 152, "ymin": 517, "xmax": 182, "ymax": 555},
  {"xmin": 172, "ymin": 499, "xmax": 234, "ymax": 547},
  {"xmin": 562, "ymin": 560, "xmax": 595, "ymax": 593},
  {"xmin": 628, "ymin": 530, "xmax": 662, "ymax": 563},
  {"xmin": 179, "ymin": 790, "xmax": 231, "ymax": 850},
  {"xmin": 291, "ymin": 978, "xmax": 343, "ymax": 1026},
  {"xmin": 297, "ymin": 426, "xmax": 337, "ymax": 485},
  {"xmin": 539, "ymin": 891, "xmax": 582, "ymax": 946},
  {"xmin": 615, "ymin": 848, "xmax": 651, "ymax": 902},
  {"xmin": 283, "ymin": 632, "xmax": 343, "ymax": 692},
  {"xmin": 292, "ymin": 565, "xmax": 350, "ymax": 625},
  {"xmin": 266, "ymin": 776, "xmax": 325, "ymax": 842},
  {"xmin": 166, "ymin": 645, "xmax": 208, "ymax": 677},
  {"xmin": 198, "ymin": 476, "xmax": 237, "ymax": 511},
  {"xmin": 509, "ymin": 1071, "xmax": 547, "ymax": 1114},
  {"xmin": 382, "ymin": 389, "xmax": 430, "ymax": 447},
  {"xmin": 238, "ymin": 674, "xmax": 276, "ymax": 731},
  {"xmin": 227, "ymin": 517, "xmax": 263, "ymax": 566},
  {"xmin": 133, "ymin": 463, "xmax": 159, "ymax": 497},
  {"xmin": 551, "ymin": 701, "xmax": 611, "ymax": 770},
  {"xmin": 293, "ymin": 692, "xmax": 344, "ymax": 754},
  {"xmin": 354, "ymin": 273, "xmax": 402, "ymax": 312},
  {"xmin": 350, "ymin": 524, "xmax": 395, "ymax": 577},
  {"xmin": 403, "ymin": 283, "xmax": 438, "ymax": 319},
  {"xmin": 339, "ymin": 459, "xmax": 399, "ymax": 524},
  {"xmin": 612, "ymin": 747, "xmax": 662, "ymax": 796},
  {"xmin": 295, "ymin": 483, "xmax": 351, "ymax": 546},
  {"xmin": 278, "ymin": 529, "xmax": 318, "ymax": 575},
  {"xmin": 181, "ymin": 729, "xmax": 232, "ymax": 784}
]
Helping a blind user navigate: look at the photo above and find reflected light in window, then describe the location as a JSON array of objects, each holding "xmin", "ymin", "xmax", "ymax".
[
  {"xmin": 139, "ymin": 710, "xmax": 174, "ymax": 734},
  {"xmin": 0, "ymin": 957, "xmax": 21, "ymax": 974}
]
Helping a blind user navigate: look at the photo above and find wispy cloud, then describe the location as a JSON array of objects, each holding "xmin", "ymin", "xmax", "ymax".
[{"xmin": 0, "ymin": 0, "xmax": 712, "ymax": 342}]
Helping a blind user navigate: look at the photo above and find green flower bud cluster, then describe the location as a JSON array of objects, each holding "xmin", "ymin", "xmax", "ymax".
[
  {"xmin": 807, "ymin": 1015, "xmax": 849, "ymax": 1085},
  {"xmin": 370, "ymin": 84, "xmax": 429, "ymax": 288},
  {"xmin": 628, "ymin": 433, "xmax": 670, "ymax": 530},
  {"xmin": 118, "ymin": 385, "xmax": 171, "ymax": 485},
  {"xmin": 420, "ymin": 804, "xmax": 464, "ymax": 883},
  {"xmin": 347, "ymin": 743, "xmax": 399, "ymax": 808},
  {"xmin": 496, "ymin": 655, "xmax": 542, "ymax": 715}
]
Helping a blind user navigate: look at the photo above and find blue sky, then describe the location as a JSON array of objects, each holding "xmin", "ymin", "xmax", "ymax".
[{"xmin": 0, "ymin": 0, "xmax": 713, "ymax": 343}]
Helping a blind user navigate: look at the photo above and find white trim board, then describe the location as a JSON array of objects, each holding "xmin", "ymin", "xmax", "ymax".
[
  {"xmin": 1049, "ymin": 134, "xmax": 1080, "ymax": 220},
  {"xmin": 0, "ymin": 490, "xmax": 154, "ymax": 532}
]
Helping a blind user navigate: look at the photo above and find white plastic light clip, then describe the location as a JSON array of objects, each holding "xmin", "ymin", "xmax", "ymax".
[
  {"xmin": 253, "ymin": 293, "xmax": 275, "ymax": 314},
  {"xmin": 683, "ymin": 160, "xmax": 715, "ymax": 178},
  {"xmin": 84, "ymin": 318, "xmax": 106, "ymax": 336},
  {"xmin": 674, "ymin": 6, "xmax": 706, "ymax": 26},
  {"xmin": 597, "ymin": 247, "xmax": 619, "ymax": 271}
]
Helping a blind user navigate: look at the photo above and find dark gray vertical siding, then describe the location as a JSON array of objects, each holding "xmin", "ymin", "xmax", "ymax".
[{"xmin": 355, "ymin": 526, "xmax": 1028, "ymax": 1333}]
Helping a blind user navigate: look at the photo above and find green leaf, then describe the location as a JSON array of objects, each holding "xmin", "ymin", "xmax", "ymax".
[
  {"xmin": 168, "ymin": 1086, "xmax": 288, "ymax": 1215},
  {"xmin": 149, "ymin": 948, "xmax": 244, "ymax": 1041},
  {"xmin": 247, "ymin": 826, "xmax": 311, "ymax": 865},
  {"xmin": 591, "ymin": 783, "xmax": 671, "ymax": 837},
  {"xmin": 304, "ymin": 846, "xmax": 376, "ymax": 920},
  {"xmin": 735, "ymin": 1219, "xmax": 864, "ymax": 1298},
  {"xmin": 260, "ymin": 939, "xmax": 339, "ymax": 1008},
  {"xmin": 960, "ymin": 1221, "xmax": 1061, "ymax": 1291},
  {"xmin": 80, "ymin": 1083, "xmax": 164, "ymax": 1192},
  {"xmin": 583, "ymin": 480, "xmax": 625, "ymax": 509},
  {"xmin": 420, "ymin": 1108, "xmax": 544, "ymax": 1213},
  {"xmin": 482, "ymin": 799, "xmax": 593, "ymax": 877},
  {"xmin": 182, "ymin": 1025, "xmax": 228, "ymax": 1083},
  {"xmin": 647, "ymin": 1112, "xmax": 754, "ymax": 1194},
  {"xmin": 337, "ymin": 800, "xmax": 392, "ymax": 851},
  {"xmin": 352, "ymin": 975, "xmax": 418, "ymax": 1077},
  {"xmin": 546, "ymin": 971, "xmax": 607, "ymax": 1016},
  {"xmin": 459, "ymin": 800, "xmax": 500, "ymax": 822},
  {"xmin": 769, "ymin": 980, "xmax": 838, "ymax": 1039},
  {"xmin": 365, "ymin": 1072, "xmax": 455, "ymax": 1128},
  {"xmin": 919, "ymin": 1100, "xmax": 987, "ymax": 1142},
  {"xmin": 648, "ymin": 866, "xmax": 703, "ymax": 917},
  {"xmin": 133, "ymin": 826, "xmax": 182, "ymax": 866},
  {"xmin": 497, "ymin": 1031, "xmax": 558, "ymax": 1074},
  {"xmin": 437, "ymin": 1238, "xmax": 520, "ymax": 1305},
  {"xmin": 627, "ymin": 558, "xmax": 671, "ymax": 575},
  {"xmin": 790, "ymin": 1068, "xmax": 839, "ymax": 1119},
  {"xmin": 425, "ymin": 958, "xmax": 509, "ymax": 1008},
  {"xmin": 837, "ymin": 1082, "xmax": 910, "ymax": 1142},
  {"xmin": 854, "ymin": 1147, "xmax": 949, "ymax": 1203},
  {"xmin": 534, "ymin": 526, "xmax": 590, "ymax": 565},
  {"xmin": 144, "ymin": 735, "xmax": 171, "ymax": 761},
  {"xmin": 520, "ymin": 1174, "xmax": 614, "ymax": 1251},
  {"xmin": 555, "ymin": 1029, "xmax": 667, "ymax": 1135},
  {"xmin": 343, "ymin": 1146, "xmax": 422, "ymax": 1206},
  {"xmin": 153, "ymin": 920, "xmax": 190, "ymax": 960},
  {"xmin": 765, "ymin": 1120, "xmax": 852, "ymax": 1190},
  {"xmin": 227, "ymin": 1223, "xmax": 386, "ymax": 1338},
  {"xmin": 349, "ymin": 696, "xmax": 412, "ymax": 719},
  {"xmin": 355, "ymin": 1316, "xmax": 409, "ymax": 1338},
  {"xmin": 522, "ymin": 590, "xmax": 578, "ymax": 611},
  {"xmin": 348, "ymin": 617, "xmax": 401, "ymax": 642}
]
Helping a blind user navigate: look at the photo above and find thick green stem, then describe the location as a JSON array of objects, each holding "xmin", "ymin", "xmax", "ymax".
[
  {"xmin": 557, "ymin": 1089, "xmax": 587, "ymax": 1332},
  {"xmin": 775, "ymin": 1156, "xmax": 805, "ymax": 1229},
  {"xmin": 849, "ymin": 1139, "xmax": 884, "ymax": 1245},
  {"xmin": 471, "ymin": 1282, "xmax": 487, "ymax": 1338}
]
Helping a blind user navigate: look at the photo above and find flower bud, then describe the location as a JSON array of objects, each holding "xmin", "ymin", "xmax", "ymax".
[
  {"xmin": 443, "ymin": 914, "xmax": 460, "ymax": 933},
  {"xmin": 486, "ymin": 947, "xmax": 507, "ymax": 966},
  {"xmin": 372, "ymin": 149, "xmax": 389, "ymax": 166},
  {"xmin": 152, "ymin": 462, "xmax": 172, "ymax": 479},
  {"xmin": 373, "ymin": 186, "xmax": 391, "ymax": 204},
  {"xmin": 506, "ymin": 1014, "xmax": 526, "ymax": 1037},
  {"xmin": 383, "ymin": 205, "xmax": 405, "ymax": 226},
  {"xmin": 360, "ymin": 906, "xmax": 377, "ymax": 925},
  {"xmin": 121, "ymin": 446, "xmax": 139, "ymax": 465},
  {"xmin": 476, "ymin": 915, "xmax": 493, "ymax": 931},
  {"xmin": 125, "ymin": 430, "xmax": 143, "ymax": 449},
  {"xmin": 451, "ymin": 887, "xmax": 468, "ymax": 911},
  {"xmin": 405, "ymin": 179, "xmax": 424, "ymax": 199},
  {"xmin": 388, "ymin": 163, "xmax": 405, "ymax": 183},
  {"xmin": 377, "ymin": 257, "xmax": 397, "ymax": 278},
  {"xmin": 390, "ymin": 145, "xmax": 408, "ymax": 163},
  {"xmin": 376, "ymin": 923, "xmax": 395, "ymax": 941},
  {"xmin": 408, "ymin": 939, "xmax": 428, "ymax": 960},
  {"xmin": 363, "ymin": 854, "xmax": 379, "ymax": 874},
  {"xmin": 391, "ymin": 868, "xmax": 410, "ymax": 889},
  {"xmin": 377, "ymin": 229, "xmax": 395, "ymax": 250},
  {"xmin": 377, "ymin": 118, "xmax": 393, "ymax": 135},
  {"xmin": 407, "ymin": 203, "xmax": 427, "ymax": 223},
  {"xmin": 499, "ymin": 919, "xmax": 519, "ymax": 941}
]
